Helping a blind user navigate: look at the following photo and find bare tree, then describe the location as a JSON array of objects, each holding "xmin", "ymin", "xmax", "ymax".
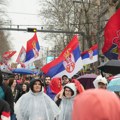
[
  {"xmin": 39, "ymin": 0, "xmax": 103, "ymax": 51},
  {"xmin": 0, "ymin": 0, "xmax": 11, "ymax": 61},
  {"xmin": 39, "ymin": 0, "xmax": 76, "ymax": 55},
  {"xmin": 39, "ymin": 0, "xmax": 119, "ymax": 53}
]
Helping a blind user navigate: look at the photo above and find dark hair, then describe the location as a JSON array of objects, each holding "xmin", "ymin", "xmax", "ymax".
[
  {"xmin": 63, "ymin": 86, "xmax": 74, "ymax": 96},
  {"xmin": 22, "ymin": 83, "xmax": 29, "ymax": 92},
  {"xmin": 45, "ymin": 76, "xmax": 51, "ymax": 79},
  {"xmin": 25, "ymin": 77, "xmax": 30, "ymax": 81},
  {"xmin": 62, "ymin": 75, "xmax": 68, "ymax": 80},
  {"xmin": 8, "ymin": 78, "xmax": 15, "ymax": 87}
]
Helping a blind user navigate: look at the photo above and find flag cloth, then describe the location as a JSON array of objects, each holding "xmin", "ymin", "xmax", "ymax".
[
  {"xmin": 102, "ymin": 8, "xmax": 120, "ymax": 60},
  {"xmin": 2, "ymin": 50, "xmax": 16, "ymax": 60},
  {"xmin": 2, "ymin": 50, "xmax": 16, "ymax": 70},
  {"xmin": 25, "ymin": 33, "xmax": 40, "ymax": 65},
  {"xmin": 16, "ymin": 46, "xmax": 26, "ymax": 63},
  {"xmin": 16, "ymin": 46, "xmax": 26, "ymax": 68},
  {"xmin": 81, "ymin": 44, "xmax": 98, "ymax": 65},
  {"xmin": 41, "ymin": 35, "xmax": 83, "ymax": 78}
]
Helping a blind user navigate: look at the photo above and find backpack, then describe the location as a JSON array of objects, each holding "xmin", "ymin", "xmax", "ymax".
[{"xmin": 0, "ymin": 86, "xmax": 5, "ymax": 99}]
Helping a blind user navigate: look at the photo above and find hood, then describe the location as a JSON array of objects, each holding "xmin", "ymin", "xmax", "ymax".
[
  {"xmin": 93, "ymin": 75, "xmax": 108, "ymax": 88},
  {"xmin": 30, "ymin": 78, "xmax": 43, "ymax": 92},
  {"xmin": 64, "ymin": 83, "xmax": 77, "ymax": 97},
  {"xmin": 71, "ymin": 79, "xmax": 84, "ymax": 93},
  {"xmin": 72, "ymin": 89, "xmax": 120, "ymax": 120},
  {"xmin": 50, "ymin": 77, "xmax": 62, "ymax": 94}
]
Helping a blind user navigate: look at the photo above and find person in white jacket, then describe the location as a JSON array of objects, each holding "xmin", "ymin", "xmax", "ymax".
[
  {"xmin": 15, "ymin": 77, "xmax": 60, "ymax": 120},
  {"xmin": 56, "ymin": 83, "xmax": 77, "ymax": 120}
]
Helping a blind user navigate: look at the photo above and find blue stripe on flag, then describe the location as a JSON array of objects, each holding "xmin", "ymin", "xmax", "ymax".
[
  {"xmin": 46, "ymin": 62, "xmax": 65, "ymax": 77},
  {"xmin": 46, "ymin": 46, "xmax": 81, "ymax": 77},
  {"xmin": 73, "ymin": 46, "xmax": 81, "ymax": 62},
  {"xmin": 25, "ymin": 50, "xmax": 34, "ymax": 61}
]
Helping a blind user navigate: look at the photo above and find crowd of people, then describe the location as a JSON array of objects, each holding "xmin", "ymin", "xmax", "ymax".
[{"xmin": 0, "ymin": 70, "xmax": 120, "ymax": 120}]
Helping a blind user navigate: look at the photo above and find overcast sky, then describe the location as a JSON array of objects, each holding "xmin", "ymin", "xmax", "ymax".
[{"xmin": 6, "ymin": 0, "xmax": 49, "ymax": 62}]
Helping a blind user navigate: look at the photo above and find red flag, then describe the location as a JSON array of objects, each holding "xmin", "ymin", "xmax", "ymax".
[
  {"xmin": 102, "ymin": 8, "xmax": 120, "ymax": 59},
  {"xmin": 16, "ymin": 46, "xmax": 26, "ymax": 63},
  {"xmin": 16, "ymin": 46, "xmax": 26, "ymax": 68},
  {"xmin": 2, "ymin": 50, "xmax": 16, "ymax": 60}
]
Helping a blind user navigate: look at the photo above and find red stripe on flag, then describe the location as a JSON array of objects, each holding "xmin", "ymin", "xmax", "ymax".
[{"xmin": 26, "ymin": 33, "xmax": 38, "ymax": 52}]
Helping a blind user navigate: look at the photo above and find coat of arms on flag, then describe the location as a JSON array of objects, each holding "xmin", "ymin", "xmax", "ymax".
[
  {"xmin": 63, "ymin": 48, "xmax": 75, "ymax": 73},
  {"xmin": 41, "ymin": 35, "xmax": 83, "ymax": 78},
  {"xmin": 81, "ymin": 44, "xmax": 98, "ymax": 65}
]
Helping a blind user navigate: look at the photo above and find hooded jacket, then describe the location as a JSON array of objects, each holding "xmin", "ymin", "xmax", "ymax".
[
  {"xmin": 72, "ymin": 89, "xmax": 120, "ymax": 120},
  {"xmin": 15, "ymin": 79, "xmax": 60, "ymax": 120},
  {"xmin": 57, "ymin": 83, "xmax": 77, "ymax": 120}
]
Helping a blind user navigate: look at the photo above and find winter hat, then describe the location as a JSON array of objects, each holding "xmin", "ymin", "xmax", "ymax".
[{"xmin": 72, "ymin": 89, "xmax": 120, "ymax": 120}]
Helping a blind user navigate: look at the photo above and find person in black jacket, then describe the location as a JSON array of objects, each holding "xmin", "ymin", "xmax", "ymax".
[
  {"xmin": 2, "ymin": 76, "xmax": 15, "ymax": 120},
  {"xmin": 0, "ymin": 71, "xmax": 14, "ymax": 117},
  {"xmin": 0, "ymin": 99, "xmax": 10, "ymax": 120}
]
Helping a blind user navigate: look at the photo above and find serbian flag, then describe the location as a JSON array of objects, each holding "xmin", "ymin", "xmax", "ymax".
[
  {"xmin": 81, "ymin": 44, "xmax": 98, "ymax": 65},
  {"xmin": 102, "ymin": 8, "xmax": 120, "ymax": 60},
  {"xmin": 25, "ymin": 33, "xmax": 40, "ymax": 64},
  {"xmin": 2, "ymin": 50, "xmax": 16, "ymax": 60},
  {"xmin": 41, "ymin": 35, "xmax": 83, "ymax": 78}
]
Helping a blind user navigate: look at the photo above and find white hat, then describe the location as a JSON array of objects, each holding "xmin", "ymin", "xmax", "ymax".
[{"xmin": 93, "ymin": 75, "xmax": 108, "ymax": 88}]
